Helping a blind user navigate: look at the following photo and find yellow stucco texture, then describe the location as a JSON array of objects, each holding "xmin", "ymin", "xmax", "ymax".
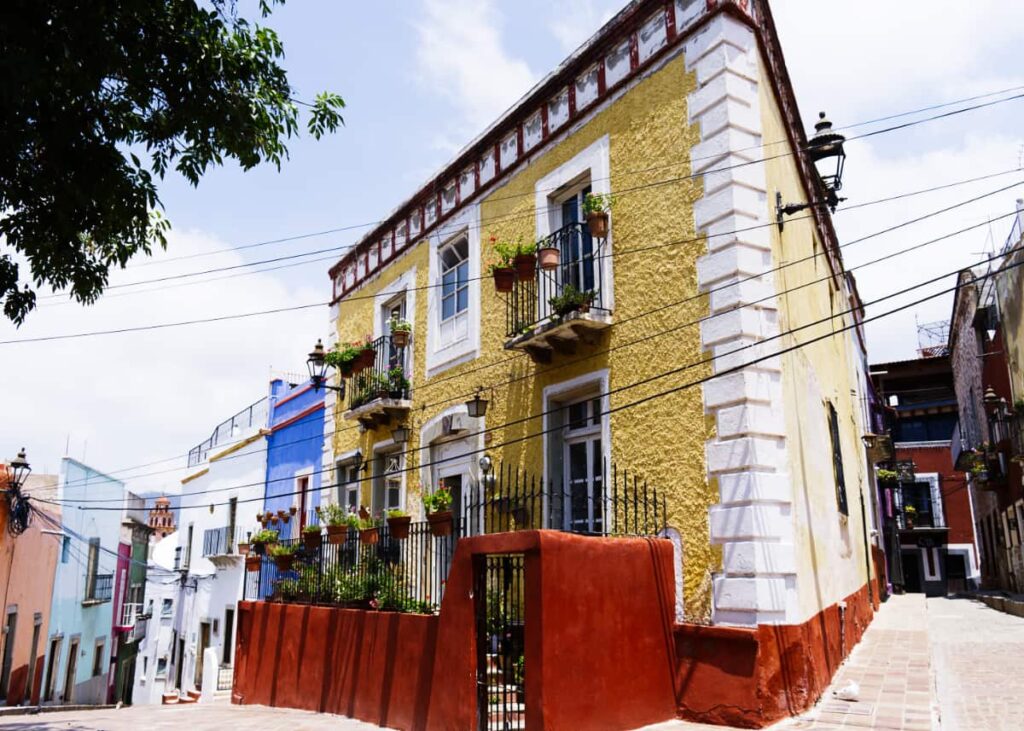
[
  {"xmin": 333, "ymin": 51, "xmax": 718, "ymax": 619},
  {"xmin": 759, "ymin": 60, "xmax": 875, "ymax": 620}
]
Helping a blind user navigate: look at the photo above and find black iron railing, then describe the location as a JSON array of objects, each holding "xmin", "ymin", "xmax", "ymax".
[
  {"xmin": 346, "ymin": 334, "xmax": 411, "ymax": 411},
  {"xmin": 244, "ymin": 462, "xmax": 664, "ymax": 613},
  {"xmin": 86, "ymin": 573, "xmax": 113, "ymax": 603},
  {"xmin": 188, "ymin": 397, "xmax": 269, "ymax": 467},
  {"xmin": 505, "ymin": 222, "xmax": 608, "ymax": 338},
  {"xmin": 202, "ymin": 526, "xmax": 249, "ymax": 557}
]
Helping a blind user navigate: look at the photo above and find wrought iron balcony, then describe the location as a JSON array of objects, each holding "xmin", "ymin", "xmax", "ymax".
[
  {"xmin": 202, "ymin": 526, "xmax": 250, "ymax": 564},
  {"xmin": 342, "ymin": 334, "xmax": 412, "ymax": 427},
  {"xmin": 116, "ymin": 601, "xmax": 144, "ymax": 630},
  {"xmin": 504, "ymin": 222, "xmax": 612, "ymax": 364},
  {"xmin": 84, "ymin": 573, "xmax": 113, "ymax": 604}
]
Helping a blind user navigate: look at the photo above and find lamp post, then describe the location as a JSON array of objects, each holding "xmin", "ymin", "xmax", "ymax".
[
  {"xmin": 5, "ymin": 448, "xmax": 32, "ymax": 536},
  {"xmin": 7, "ymin": 448, "xmax": 31, "ymax": 491},
  {"xmin": 776, "ymin": 111, "xmax": 847, "ymax": 230},
  {"xmin": 306, "ymin": 339, "xmax": 345, "ymax": 394}
]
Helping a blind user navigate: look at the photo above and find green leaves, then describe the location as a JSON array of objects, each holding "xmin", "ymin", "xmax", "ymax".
[{"xmin": 0, "ymin": 0, "xmax": 345, "ymax": 324}]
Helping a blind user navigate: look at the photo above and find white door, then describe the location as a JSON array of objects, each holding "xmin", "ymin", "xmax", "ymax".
[{"xmin": 561, "ymin": 397, "xmax": 605, "ymax": 534}]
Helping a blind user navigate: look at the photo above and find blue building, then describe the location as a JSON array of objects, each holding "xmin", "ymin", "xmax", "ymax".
[
  {"xmin": 42, "ymin": 459, "xmax": 126, "ymax": 706},
  {"xmin": 263, "ymin": 379, "xmax": 326, "ymax": 536}
]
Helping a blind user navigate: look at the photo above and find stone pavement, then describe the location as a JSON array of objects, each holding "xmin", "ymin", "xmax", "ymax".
[{"xmin": 0, "ymin": 700, "xmax": 389, "ymax": 731}]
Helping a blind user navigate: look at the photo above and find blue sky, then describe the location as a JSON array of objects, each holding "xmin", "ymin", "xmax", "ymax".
[{"xmin": 3, "ymin": 0, "xmax": 1023, "ymax": 490}]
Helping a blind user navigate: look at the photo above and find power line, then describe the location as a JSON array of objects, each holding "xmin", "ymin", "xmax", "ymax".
[
  {"xmin": 37, "ymin": 241, "xmax": 1024, "ymax": 510},
  {"xmin": 32, "ymin": 89, "xmax": 1024, "ymax": 300},
  {"xmin": 39, "ymin": 180, "xmax": 1024, "ymax": 490}
]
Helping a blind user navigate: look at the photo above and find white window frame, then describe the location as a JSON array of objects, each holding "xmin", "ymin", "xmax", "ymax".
[
  {"xmin": 292, "ymin": 467, "xmax": 314, "ymax": 537},
  {"xmin": 371, "ymin": 438, "xmax": 405, "ymax": 515},
  {"xmin": 542, "ymin": 369, "xmax": 612, "ymax": 526},
  {"xmin": 426, "ymin": 206, "xmax": 481, "ymax": 377},
  {"xmin": 534, "ymin": 136, "xmax": 614, "ymax": 313},
  {"xmin": 372, "ymin": 266, "xmax": 417, "ymax": 342},
  {"xmin": 438, "ymin": 237, "xmax": 470, "ymax": 329},
  {"xmin": 335, "ymin": 452, "xmax": 362, "ymax": 512}
]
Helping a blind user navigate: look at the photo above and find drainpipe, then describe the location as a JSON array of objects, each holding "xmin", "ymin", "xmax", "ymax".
[{"xmin": 859, "ymin": 490, "xmax": 874, "ymax": 606}]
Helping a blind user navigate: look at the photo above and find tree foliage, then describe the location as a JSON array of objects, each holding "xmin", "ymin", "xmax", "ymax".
[{"xmin": 0, "ymin": 0, "xmax": 344, "ymax": 324}]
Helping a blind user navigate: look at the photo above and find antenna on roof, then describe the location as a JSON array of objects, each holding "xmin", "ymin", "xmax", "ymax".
[{"xmin": 916, "ymin": 319, "xmax": 950, "ymax": 358}]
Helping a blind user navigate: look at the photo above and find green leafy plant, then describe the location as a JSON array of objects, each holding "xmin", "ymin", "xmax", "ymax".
[
  {"xmin": 250, "ymin": 529, "xmax": 279, "ymax": 544},
  {"xmin": 582, "ymin": 192, "xmax": 614, "ymax": 215},
  {"xmin": 423, "ymin": 484, "xmax": 453, "ymax": 513},
  {"xmin": 321, "ymin": 503, "xmax": 348, "ymax": 527},
  {"xmin": 388, "ymin": 317, "xmax": 412, "ymax": 333},
  {"xmin": 548, "ymin": 285, "xmax": 596, "ymax": 318},
  {"xmin": 876, "ymin": 468, "xmax": 898, "ymax": 483},
  {"xmin": 324, "ymin": 341, "xmax": 363, "ymax": 369},
  {"xmin": 302, "ymin": 524, "xmax": 322, "ymax": 535},
  {"xmin": 388, "ymin": 366, "xmax": 411, "ymax": 394},
  {"xmin": 268, "ymin": 543, "xmax": 296, "ymax": 558},
  {"xmin": 387, "ymin": 508, "xmax": 409, "ymax": 518},
  {"xmin": 903, "ymin": 505, "xmax": 917, "ymax": 515}
]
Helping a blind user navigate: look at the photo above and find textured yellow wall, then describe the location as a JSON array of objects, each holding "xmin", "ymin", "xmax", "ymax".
[
  {"xmin": 759, "ymin": 62, "xmax": 875, "ymax": 619},
  {"xmin": 333, "ymin": 52, "xmax": 718, "ymax": 619}
]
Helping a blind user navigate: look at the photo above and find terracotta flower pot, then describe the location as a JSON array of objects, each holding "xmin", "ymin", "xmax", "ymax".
[
  {"xmin": 359, "ymin": 527, "xmax": 380, "ymax": 545},
  {"xmin": 245, "ymin": 556, "xmax": 261, "ymax": 572},
  {"xmin": 358, "ymin": 348, "xmax": 377, "ymax": 370},
  {"xmin": 302, "ymin": 531, "xmax": 322, "ymax": 550},
  {"xmin": 513, "ymin": 253, "xmax": 536, "ymax": 281},
  {"xmin": 587, "ymin": 211, "xmax": 609, "ymax": 238},
  {"xmin": 326, "ymin": 524, "xmax": 347, "ymax": 545},
  {"xmin": 427, "ymin": 510, "xmax": 453, "ymax": 537},
  {"xmin": 493, "ymin": 268, "xmax": 515, "ymax": 293},
  {"xmin": 538, "ymin": 246, "xmax": 560, "ymax": 271},
  {"xmin": 387, "ymin": 515, "xmax": 411, "ymax": 540},
  {"xmin": 391, "ymin": 330, "xmax": 410, "ymax": 348},
  {"xmin": 237, "ymin": 542, "xmax": 250, "ymax": 556},
  {"xmin": 273, "ymin": 554, "xmax": 294, "ymax": 572}
]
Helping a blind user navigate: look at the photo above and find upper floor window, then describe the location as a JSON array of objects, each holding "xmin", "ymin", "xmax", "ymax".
[
  {"xmin": 337, "ymin": 461, "xmax": 360, "ymax": 512},
  {"xmin": 827, "ymin": 402, "xmax": 849, "ymax": 516},
  {"xmin": 439, "ymin": 236, "xmax": 469, "ymax": 345}
]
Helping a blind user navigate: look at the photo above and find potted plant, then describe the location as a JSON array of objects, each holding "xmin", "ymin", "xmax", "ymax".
[
  {"xmin": 876, "ymin": 468, "xmax": 898, "ymax": 484},
  {"xmin": 387, "ymin": 366, "xmax": 411, "ymax": 399},
  {"xmin": 359, "ymin": 516, "xmax": 381, "ymax": 545},
  {"xmin": 386, "ymin": 509, "xmax": 412, "ymax": 540},
  {"xmin": 970, "ymin": 460, "xmax": 990, "ymax": 482},
  {"xmin": 424, "ymin": 483, "xmax": 454, "ymax": 537},
  {"xmin": 903, "ymin": 504, "xmax": 917, "ymax": 529},
  {"xmin": 269, "ymin": 543, "xmax": 297, "ymax": 572},
  {"xmin": 513, "ymin": 241, "xmax": 538, "ymax": 281},
  {"xmin": 582, "ymin": 192, "xmax": 612, "ymax": 238},
  {"xmin": 389, "ymin": 317, "xmax": 413, "ymax": 348},
  {"xmin": 488, "ymin": 236, "xmax": 516, "ymax": 292},
  {"xmin": 323, "ymin": 503, "xmax": 354, "ymax": 545},
  {"xmin": 325, "ymin": 341, "xmax": 363, "ymax": 378},
  {"xmin": 275, "ymin": 578, "xmax": 299, "ymax": 603},
  {"xmin": 237, "ymin": 538, "xmax": 251, "ymax": 556},
  {"xmin": 358, "ymin": 339, "xmax": 378, "ymax": 371},
  {"xmin": 250, "ymin": 528, "xmax": 279, "ymax": 556},
  {"xmin": 245, "ymin": 555, "xmax": 261, "ymax": 572},
  {"xmin": 374, "ymin": 372, "xmax": 392, "ymax": 400},
  {"xmin": 548, "ymin": 285, "xmax": 597, "ymax": 318},
  {"xmin": 538, "ymin": 241, "xmax": 560, "ymax": 270},
  {"xmin": 302, "ymin": 523, "xmax": 323, "ymax": 550}
]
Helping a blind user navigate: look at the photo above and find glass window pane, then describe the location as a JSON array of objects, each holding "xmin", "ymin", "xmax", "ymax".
[
  {"xmin": 591, "ymin": 398, "xmax": 601, "ymax": 424},
  {"xmin": 567, "ymin": 402, "xmax": 587, "ymax": 430},
  {"xmin": 456, "ymin": 287, "xmax": 468, "ymax": 313},
  {"xmin": 442, "ymin": 294, "xmax": 455, "ymax": 321},
  {"xmin": 457, "ymin": 260, "xmax": 469, "ymax": 286},
  {"xmin": 442, "ymin": 270, "xmax": 455, "ymax": 296}
]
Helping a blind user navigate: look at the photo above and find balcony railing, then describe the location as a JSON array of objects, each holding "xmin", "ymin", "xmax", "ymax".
[
  {"xmin": 85, "ymin": 573, "xmax": 113, "ymax": 604},
  {"xmin": 117, "ymin": 601, "xmax": 143, "ymax": 630},
  {"xmin": 504, "ymin": 222, "xmax": 611, "ymax": 362},
  {"xmin": 244, "ymin": 461, "xmax": 663, "ymax": 613},
  {"xmin": 202, "ymin": 526, "xmax": 249, "ymax": 557},
  {"xmin": 188, "ymin": 397, "xmax": 269, "ymax": 467},
  {"xmin": 344, "ymin": 334, "xmax": 411, "ymax": 415}
]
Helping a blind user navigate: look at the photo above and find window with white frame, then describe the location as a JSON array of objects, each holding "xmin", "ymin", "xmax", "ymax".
[
  {"xmin": 337, "ymin": 461, "xmax": 360, "ymax": 512},
  {"xmin": 439, "ymin": 236, "xmax": 469, "ymax": 346},
  {"xmin": 374, "ymin": 453, "xmax": 403, "ymax": 514}
]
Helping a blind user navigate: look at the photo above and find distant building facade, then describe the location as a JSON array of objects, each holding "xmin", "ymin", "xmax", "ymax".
[
  {"xmin": 109, "ymin": 494, "xmax": 152, "ymax": 705},
  {"xmin": 148, "ymin": 496, "xmax": 175, "ymax": 540}
]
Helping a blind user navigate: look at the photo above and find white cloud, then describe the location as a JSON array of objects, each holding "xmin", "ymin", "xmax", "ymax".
[
  {"xmin": 414, "ymin": 0, "xmax": 536, "ymax": 130},
  {"xmin": 0, "ymin": 230, "xmax": 327, "ymax": 494},
  {"xmin": 547, "ymin": 0, "xmax": 620, "ymax": 54}
]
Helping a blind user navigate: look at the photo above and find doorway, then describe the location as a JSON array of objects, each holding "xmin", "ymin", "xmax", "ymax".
[
  {"xmin": 901, "ymin": 550, "xmax": 923, "ymax": 593},
  {"xmin": 561, "ymin": 397, "xmax": 604, "ymax": 534},
  {"xmin": 475, "ymin": 555, "xmax": 525, "ymax": 731},
  {"xmin": 25, "ymin": 618, "xmax": 41, "ymax": 703},
  {"xmin": 43, "ymin": 637, "xmax": 61, "ymax": 702},
  {"xmin": 63, "ymin": 638, "xmax": 79, "ymax": 704},
  {"xmin": 174, "ymin": 635, "xmax": 184, "ymax": 691},
  {"xmin": 195, "ymin": 622, "xmax": 211, "ymax": 689},
  {"xmin": 0, "ymin": 609, "xmax": 17, "ymax": 700},
  {"xmin": 222, "ymin": 608, "xmax": 235, "ymax": 666}
]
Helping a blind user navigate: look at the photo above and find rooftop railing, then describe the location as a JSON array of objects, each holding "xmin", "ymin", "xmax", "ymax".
[{"xmin": 187, "ymin": 397, "xmax": 269, "ymax": 467}]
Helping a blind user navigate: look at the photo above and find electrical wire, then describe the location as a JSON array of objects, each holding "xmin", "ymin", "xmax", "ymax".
[
  {"xmin": 38, "ymin": 181, "xmax": 1024, "ymax": 491},
  {"xmin": 33, "ymin": 241, "xmax": 1024, "ymax": 511}
]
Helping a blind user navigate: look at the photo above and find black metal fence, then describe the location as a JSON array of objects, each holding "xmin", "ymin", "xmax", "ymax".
[
  {"xmin": 347, "ymin": 334, "xmax": 411, "ymax": 411},
  {"xmin": 475, "ymin": 555, "xmax": 525, "ymax": 731},
  {"xmin": 505, "ymin": 222, "xmax": 608, "ymax": 338},
  {"xmin": 244, "ymin": 462, "xmax": 663, "ymax": 614}
]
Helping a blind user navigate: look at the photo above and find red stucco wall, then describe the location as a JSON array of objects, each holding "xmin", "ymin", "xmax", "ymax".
[
  {"xmin": 233, "ymin": 531, "xmax": 678, "ymax": 730},
  {"xmin": 896, "ymin": 444, "xmax": 974, "ymax": 547}
]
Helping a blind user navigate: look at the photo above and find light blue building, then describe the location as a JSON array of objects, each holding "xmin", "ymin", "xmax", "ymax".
[
  {"xmin": 263, "ymin": 378, "xmax": 326, "ymax": 534},
  {"xmin": 41, "ymin": 458, "xmax": 126, "ymax": 706}
]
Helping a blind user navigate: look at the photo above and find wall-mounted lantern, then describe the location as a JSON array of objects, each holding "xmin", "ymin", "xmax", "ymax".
[
  {"xmin": 305, "ymin": 338, "xmax": 345, "ymax": 394},
  {"xmin": 776, "ymin": 111, "xmax": 847, "ymax": 230},
  {"xmin": 466, "ymin": 387, "xmax": 489, "ymax": 418}
]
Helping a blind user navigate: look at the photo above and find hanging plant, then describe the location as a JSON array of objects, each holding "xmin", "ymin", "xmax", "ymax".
[{"xmin": 582, "ymin": 192, "xmax": 613, "ymax": 238}]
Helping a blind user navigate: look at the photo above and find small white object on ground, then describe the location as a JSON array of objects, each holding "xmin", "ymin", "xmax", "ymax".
[{"xmin": 833, "ymin": 680, "xmax": 860, "ymax": 701}]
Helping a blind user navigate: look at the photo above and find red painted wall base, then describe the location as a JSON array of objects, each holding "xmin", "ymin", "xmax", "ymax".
[{"xmin": 673, "ymin": 582, "xmax": 876, "ymax": 728}]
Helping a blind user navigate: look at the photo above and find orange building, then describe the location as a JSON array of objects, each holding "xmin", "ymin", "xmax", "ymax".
[
  {"xmin": 0, "ymin": 465, "xmax": 60, "ymax": 706},
  {"xmin": 148, "ymin": 496, "xmax": 175, "ymax": 541}
]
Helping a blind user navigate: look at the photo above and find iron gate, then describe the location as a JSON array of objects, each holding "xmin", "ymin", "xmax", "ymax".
[{"xmin": 475, "ymin": 555, "xmax": 525, "ymax": 730}]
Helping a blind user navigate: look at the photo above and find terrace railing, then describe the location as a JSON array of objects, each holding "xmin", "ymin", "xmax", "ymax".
[
  {"xmin": 244, "ymin": 462, "xmax": 664, "ymax": 613},
  {"xmin": 188, "ymin": 397, "xmax": 269, "ymax": 467},
  {"xmin": 505, "ymin": 222, "xmax": 609, "ymax": 339},
  {"xmin": 346, "ymin": 334, "xmax": 411, "ymax": 412},
  {"xmin": 85, "ymin": 573, "xmax": 113, "ymax": 604},
  {"xmin": 202, "ymin": 525, "xmax": 249, "ymax": 557}
]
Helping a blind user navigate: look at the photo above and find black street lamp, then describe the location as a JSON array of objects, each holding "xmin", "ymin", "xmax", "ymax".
[
  {"xmin": 776, "ymin": 111, "xmax": 848, "ymax": 230},
  {"xmin": 466, "ymin": 388, "xmax": 489, "ymax": 418},
  {"xmin": 305, "ymin": 339, "xmax": 345, "ymax": 394},
  {"xmin": 7, "ymin": 448, "xmax": 30, "ymax": 491},
  {"xmin": 392, "ymin": 423, "xmax": 410, "ymax": 444}
]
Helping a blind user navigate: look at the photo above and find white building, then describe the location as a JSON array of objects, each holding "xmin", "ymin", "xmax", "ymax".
[
  {"xmin": 131, "ymin": 532, "xmax": 179, "ymax": 705},
  {"xmin": 138, "ymin": 397, "xmax": 269, "ymax": 700}
]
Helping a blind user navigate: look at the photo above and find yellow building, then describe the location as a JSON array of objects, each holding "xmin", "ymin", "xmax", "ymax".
[{"xmin": 321, "ymin": 0, "xmax": 876, "ymax": 629}]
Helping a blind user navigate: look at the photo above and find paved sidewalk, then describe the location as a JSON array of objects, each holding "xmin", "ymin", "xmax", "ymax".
[{"xmin": 0, "ymin": 700, "xmax": 388, "ymax": 730}]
